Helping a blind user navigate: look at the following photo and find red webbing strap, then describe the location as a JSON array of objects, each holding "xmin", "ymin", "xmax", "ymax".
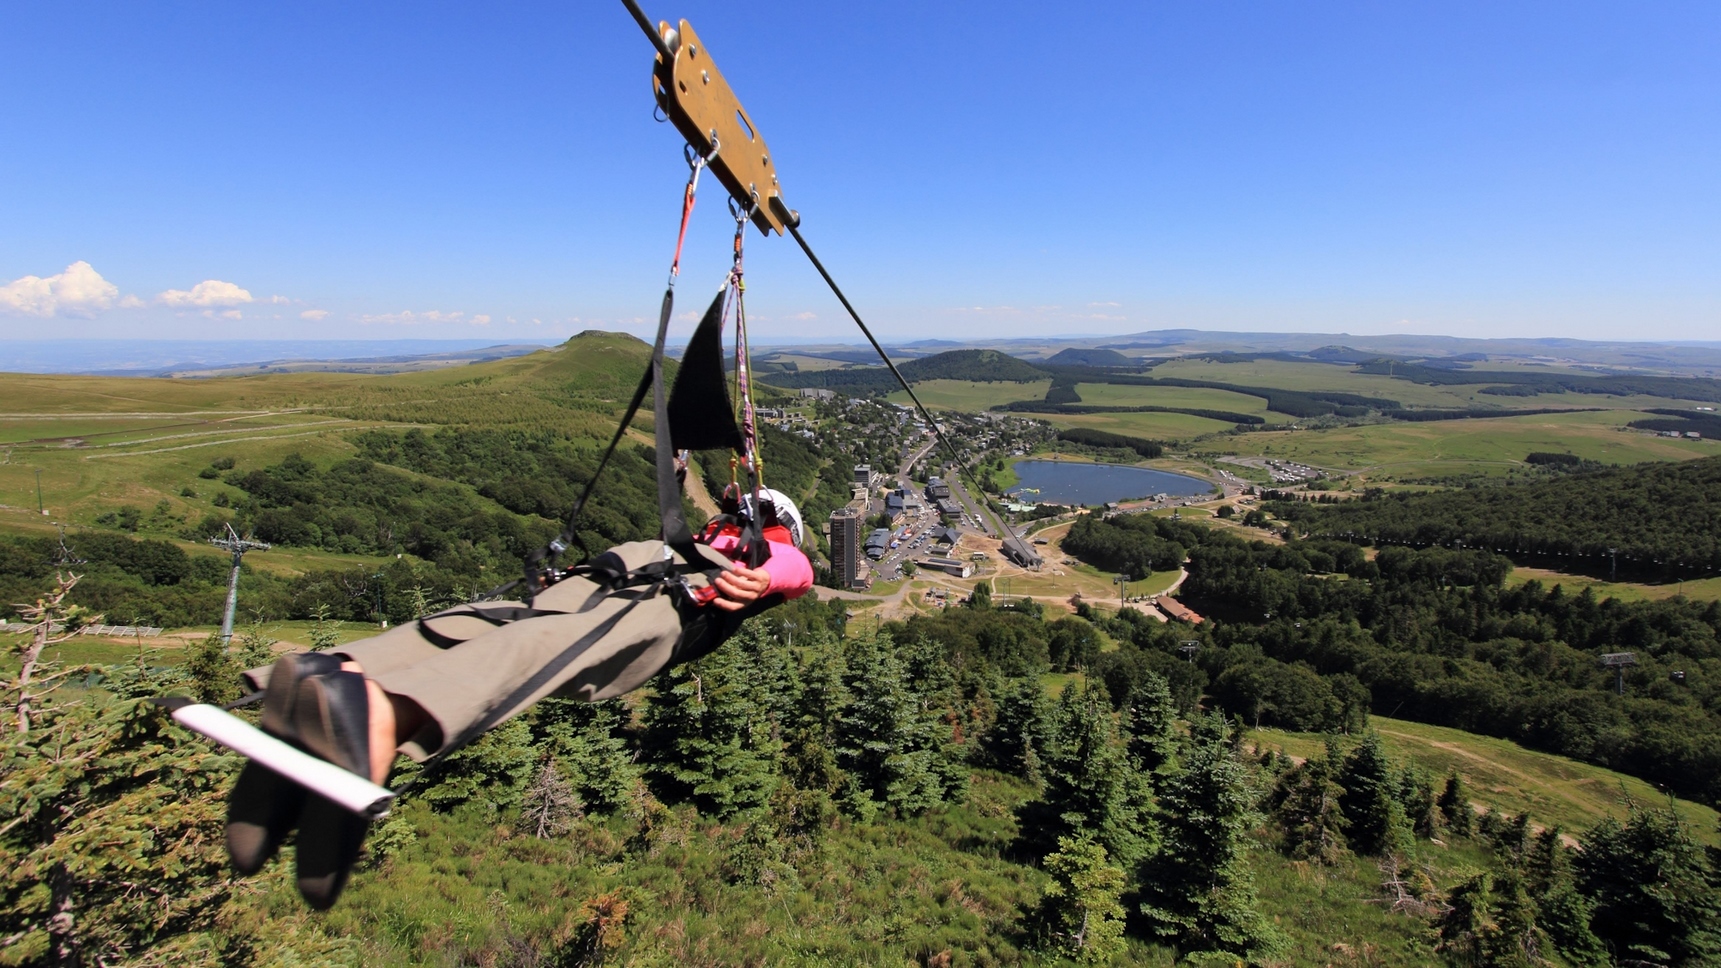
[{"xmin": 669, "ymin": 151, "xmax": 706, "ymax": 285}]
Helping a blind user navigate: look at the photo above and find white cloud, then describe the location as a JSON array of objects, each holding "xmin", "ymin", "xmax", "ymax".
[
  {"xmin": 0, "ymin": 261, "xmax": 120, "ymax": 317},
  {"xmin": 268, "ymin": 295, "xmax": 290, "ymax": 305},
  {"xmin": 1088, "ymin": 301, "xmax": 1121, "ymax": 308},
  {"xmin": 472, "ymin": 314, "xmax": 492, "ymax": 326},
  {"xmin": 300, "ymin": 309, "xmax": 329, "ymax": 321},
  {"xmin": 158, "ymin": 279, "xmax": 253, "ymax": 308},
  {"xmin": 221, "ymin": 309, "xmax": 243, "ymax": 320},
  {"xmin": 789, "ymin": 311, "xmax": 818, "ymax": 320},
  {"xmin": 118, "ymin": 294, "xmax": 145, "ymax": 309}
]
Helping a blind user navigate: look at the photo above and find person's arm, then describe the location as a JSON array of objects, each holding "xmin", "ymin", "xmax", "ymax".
[
  {"xmin": 709, "ymin": 541, "xmax": 812, "ymax": 611},
  {"xmin": 756, "ymin": 540, "xmax": 812, "ymax": 599}
]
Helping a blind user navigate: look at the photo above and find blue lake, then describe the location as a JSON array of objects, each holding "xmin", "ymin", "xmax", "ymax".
[{"xmin": 1008, "ymin": 460, "xmax": 1213, "ymax": 505}]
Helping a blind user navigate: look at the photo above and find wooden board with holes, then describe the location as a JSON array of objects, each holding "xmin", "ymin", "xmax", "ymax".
[{"xmin": 652, "ymin": 19, "xmax": 786, "ymax": 235}]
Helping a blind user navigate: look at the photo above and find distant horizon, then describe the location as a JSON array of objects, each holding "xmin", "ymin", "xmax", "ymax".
[
  {"xmin": 7, "ymin": 328, "xmax": 1721, "ymax": 378},
  {"xmin": 6, "ymin": 329, "xmax": 1721, "ymax": 348}
]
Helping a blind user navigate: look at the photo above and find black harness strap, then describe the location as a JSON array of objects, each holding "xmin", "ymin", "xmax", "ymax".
[{"xmin": 651, "ymin": 285, "xmax": 705, "ymax": 569}]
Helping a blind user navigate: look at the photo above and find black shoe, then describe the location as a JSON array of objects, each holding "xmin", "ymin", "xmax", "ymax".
[
  {"xmin": 226, "ymin": 760, "xmax": 309, "ymax": 875},
  {"xmin": 290, "ymin": 670, "xmax": 375, "ymax": 909},
  {"xmin": 260, "ymin": 652, "xmax": 344, "ymax": 739},
  {"xmin": 225, "ymin": 652, "xmax": 340, "ymax": 875},
  {"xmin": 295, "ymin": 792, "xmax": 371, "ymax": 910},
  {"xmin": 292, "ymin": 669, "xmax": 372, "ymax": 778}
]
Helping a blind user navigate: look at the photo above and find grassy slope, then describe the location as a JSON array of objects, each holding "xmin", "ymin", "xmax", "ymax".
[
  {"xmin": 891, "ymin": 357, "xmax": 1721, "ymax": 461},
  {"xmin": 1070, "ymin": 383, "xmax": 1281, "ymax": 416},
  {"xmin": 1505, "ymin": 567, "xmax": 1721, "ymax": 604},
  {"xmin": 1221, "ymin": 408, "xmax": 1716, "ymax": 477},
  {"xmin": 0, "ymin": 334, "xmax": 654, "ymax": 566},
  {"xmin": 886, "ymin": 379, "xmax": 1052, "ymax": 411},
  {"xmin": 1249, "ymin": 715, "xmax": 1721, "ymax": 843}
]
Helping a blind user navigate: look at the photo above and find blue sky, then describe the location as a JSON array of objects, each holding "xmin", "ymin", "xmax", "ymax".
[{"xmin": 2, "ymin": 1, "xmax": 1717, "ymax": 344}]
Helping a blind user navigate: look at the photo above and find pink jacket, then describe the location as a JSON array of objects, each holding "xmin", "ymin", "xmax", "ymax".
[{"xmin": 701, "ymin": 523, "xmax": 813, "ymax": 601}]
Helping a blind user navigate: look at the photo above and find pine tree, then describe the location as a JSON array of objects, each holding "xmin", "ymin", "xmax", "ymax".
[
  {"xmin": 1399, "ymin": 764, "xmax": 1441, "ymax": 839},
  {"xmin": 4, "ymin": 572, "xmax": 96, "ymax": 733},
  {"xmin": 901, "ymin": 631, "xmax": 970, "ymax": 801},
  {"xmin": 641, "ymin": 623, "xmax": 783, "ymax": 818},
  {"xmin": 967, "ymin": 581, "xmax": 992, "ymax": 610},
  {"xmin": 233, "ymin": 619, "xmax": 278, "ymax": 672},
  {"xmin": 0, "ymin": 697, "xmax": 238, "ymax": 965},
  {"xmin": 1337, "ymin": 732, "xmax": 1412, "ymax": 857},
  {"xmin": 1523, "ymin": 828, "xmax": 1608, "ymax": 968},
  {"xmin": 1437, "ymin": 873, "xmax": 1496, "ymax": 968},
  {"xmin": 1137, "ymin": 714, "xmax": 1281, "ymax": 959},
  {"xmin": 407, "ymin": 716, "xmax": 540, "ymax": 814},
  {"xmin": 1033, "ymin": 835, "xmax": 1128, "ymax": 963},
  {"xmin": 518, "ymin": 758, "xmax": 581, "ymax": 838},
  {"xmin": 984, "ymin": 674, "xmax": 1053, "ymax": 783},
  {"xmin": 831, "ymin": 631, "xmax": 956, "ymax": 818},
  {"xmin": 1575, "ymin": 807, "xmax": 1721, "ymax": 966},
  {"xmin": 1437, "ymin": 872, "xmax": 1549, "ymax": 968},
  {"xmin": 531, "ymin": 697, "xmax": 639, "ymax": 814},
  {"xmin": 1017, "ymin": 680, "xmax": 1152, "ymax": 868},
  {"xmin": 306, "ymin": 603, "xmax": 343, "ymax": 650},
  {"xmin": 1439, "ymin": 770, "xmax": 1475, "ymax": 836},
  {"xmin": 1483, "ymin": 811, "xmax": 1534, "ymax": 865},
  {"xmin": 1273, "ymin": 736, "xmax": 1348, "ymax": 864},
  {"xmin": 1120, "ymin": 670, "xmax": 1180, "ymax": 775},
  {"xmin": 183, "ymin": 631, "xmax": 241, "ymax": 705}
]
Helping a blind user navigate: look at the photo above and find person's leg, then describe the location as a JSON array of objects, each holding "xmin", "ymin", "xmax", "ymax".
[{"xmin": 318, "ymin": 540, "xmax": 717, "ymax": 771}]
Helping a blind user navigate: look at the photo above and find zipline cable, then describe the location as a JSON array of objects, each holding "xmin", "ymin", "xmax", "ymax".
[
  {"xmin": 620, "ymin": 0, "xmax": 674, "ymax": 60},
  {"xmin": 618, "ymin": 0, "xmax": 1030, "ymax": 553},
  {"xmin": 785, "ymin": 221, "xmax": 960, "ymax": 473},
  {"xmin": 787, "ymin": 220, "xmax": 1027, "ymax": 549}
]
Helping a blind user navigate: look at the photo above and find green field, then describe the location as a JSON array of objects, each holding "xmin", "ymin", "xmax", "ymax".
[
  {"xmin": 1220, "ymin": 408, "xmax": 1715, "ymax": 477},
  {"xmin": 755, "ymin": 352, "xmax": 863, "ymax": 372},
  {"xmin": 1250, "ymin": 715, "xmax": 1721, "ymax": 843},
  {"xmin": 1045, "ymin": 408, "xmax": 1241, "ymax": 440},
  {"xmin": 886, "ymin": 378, "xmax": 1051, "ymax": 411},
  {"xmin": 1067, "ymin": 382, "xmax": 1284, "ymax": 418},
  {"xmin": 1152, "ymin": 358, "xmax": 1495, "ymax": 408},
  {"xmin": 0, "ymin": 337, "xmax": 654, "ymax": 549},
  {"xmin": 1504, "ymin": 566, "xmax": 1721, "ymax": 603},
  {"xmin": 887, "ymin": 381, "xmax": 1256, "ymax": 440}
]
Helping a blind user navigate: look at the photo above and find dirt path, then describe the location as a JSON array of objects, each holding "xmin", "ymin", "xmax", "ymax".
[
  {"xmin": 1375, "ymin": 729, "xmax": 1582, "ymax": 847},
  {"xmin": 682, "ymin": 466, "xmax": 722, "ymax": 518},
  {"xmin": 81, "ymin": 426, "xmax": 364, "ymax": 458}
]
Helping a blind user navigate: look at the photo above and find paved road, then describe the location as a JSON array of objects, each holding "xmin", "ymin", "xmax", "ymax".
[{"xmin": 874, "ymin": 437, "xmax": 949, "ymax": 581}]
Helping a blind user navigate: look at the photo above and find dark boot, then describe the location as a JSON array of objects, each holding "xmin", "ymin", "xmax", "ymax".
[
  {"xmin": 260, "ymin": 651, "xmax": 344, "ymax": 739},
  {"xmin": 225, "ymin": 760, "xmax": 308, "ymax": 875},
  {"xmin": 290, "ymin": 670, "xmax": 374, "ymax": 908},
  {"xmin": 224, "ymin": 651, "xmax": 341, "ymax": 874},
  {"xmin": 294, "ymin": 792, "xmax": 371, "ymax": 910}
]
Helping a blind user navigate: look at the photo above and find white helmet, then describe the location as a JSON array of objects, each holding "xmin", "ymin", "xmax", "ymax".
[{"xmin": 746, "ymin": 488, "xmax": 804, "ymax": 548}]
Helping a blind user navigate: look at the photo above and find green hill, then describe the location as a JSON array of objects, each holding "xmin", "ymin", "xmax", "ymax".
[
  {"xmin": 763, "ymin": 348, "xmax": 1049, "ymax": 392},
  {"xmin": 1043, "ymin": 348, "xmax": 1138, "ymax": 367},
  {"xmin": 900, "ymin": 349, "xmax": 1048, "ymax": 383},
  {"xmin": 1272, "ymin": 453, "xmax": 1721, "ymax": 579},
  {"xmin": 1250, "ymin": 715, "xmax": 1719, "ymax": 841}
]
